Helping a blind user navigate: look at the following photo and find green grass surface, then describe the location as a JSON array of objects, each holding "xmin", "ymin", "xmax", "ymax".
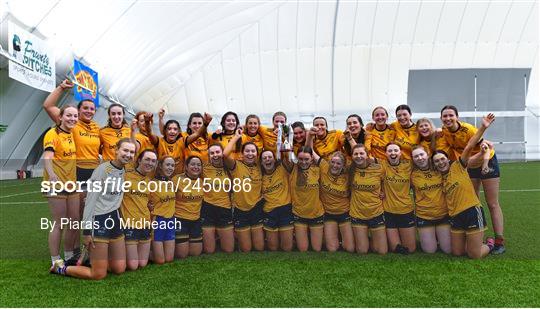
[{"xmin": 1, "ymin": 162, "xmax": 539, "ymax": 307}]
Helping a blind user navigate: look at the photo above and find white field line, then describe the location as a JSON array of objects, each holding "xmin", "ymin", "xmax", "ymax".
[
  {"xmin": 0, "ymin": 191, "xmax": 41, "ymax": 198},
  {"xmin": 0, "ymin": 201, "xmax": 47, "ymax": 205}
]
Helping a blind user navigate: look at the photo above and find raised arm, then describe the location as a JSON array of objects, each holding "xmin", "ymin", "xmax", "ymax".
[
  {"xmin": 145, "ymin": 112, "xmax": 159, "ymax": 147},
  {"xmin": 130, "ymin": 119, "xmax": 140, "ymax": 154},
  {"xmin": 43, "ymin": 79, "xmax": 73, "ymax": 124},
  {"xmin": 461, "ymin": 113, "xmax": 495, "ymax": 165},
  {"xmin": 158, "ymin": 108, "xmax": 166, "ymax": 136},
  {"xmin": 223, "ymin": 128, "xmax": 242, "ymax": 169},
  {"xmin": 185, "ymin": 112, "xmax": 212, "ymax": 145}
]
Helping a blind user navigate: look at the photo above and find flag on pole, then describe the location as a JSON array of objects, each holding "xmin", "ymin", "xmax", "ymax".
[{"xmin": 73, "ymin": 59, "xmax": 99, "ymax": 107}]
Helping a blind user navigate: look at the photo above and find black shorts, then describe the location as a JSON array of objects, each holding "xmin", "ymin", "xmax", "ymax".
[
  {"xmin": 234, "ymin": 200, "xmax": 264, "ymax": 231},
  {"xmin": 263, "ymin": 204, "xmax": 294, "ymax": 231},
  {"xmin": 175, "ymin": 217, "xmax": 203, "ymax": 243},
  {"xmin": 201, "ymin": 201, "xmax": 233, "ymax": 229},
  {"xmin": 294, "ymin": 215, "xmax": 324, "ymax": 228},
  {"xmin": 450, "ymin": 206, "xmax": 487, "ymax": 235},
  {"xmin": 351, "ymin": 213, "xmax": 385, "ymax": 230},
  {"xmin": 416, "ymin": 216, "xmax": 450, "ymax": 229},
  {"xmin": 82, "ymin": 209, "xmax": 124, "ymax": 243},
  {"xmin": 76, "ymin": 167, "xmax": 94, "ymax": 190},
  {"xmin": 384, "ymin": 211, "xmax": 415, "ymax": 229},
  {"xmin": 324, "ymin": 212, "xmax": 350, "ymax": 225},
  {"xmin": 124, "ymin": 228, "xmax": 151, "ymax": 244},
  {"xmin": 468, "ymin": 154, "xmax": 500, "ymax": 179}
]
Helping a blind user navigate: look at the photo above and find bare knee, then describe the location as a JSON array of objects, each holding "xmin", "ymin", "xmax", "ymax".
[
  {"xmin": 326, "ymin": 242, "xmax": 339, "ymax": 252},
  {"xmin": 126, "ymin": 261, "xmax": 139, "ymax": 271}
]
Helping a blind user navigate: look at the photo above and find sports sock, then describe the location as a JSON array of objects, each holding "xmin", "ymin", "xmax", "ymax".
[
  {"xmin": 64, "ymin": 251, "xmax": 74, "ymax": 260},
  {"xmin": 51, "ymin": 255, "xmax": 61, "ymax": 265}
]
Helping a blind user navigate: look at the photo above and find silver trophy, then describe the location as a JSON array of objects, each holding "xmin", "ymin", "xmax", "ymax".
[{"xmin": 277, "ymin": 124, "xmax": 297, "ymax": 163}]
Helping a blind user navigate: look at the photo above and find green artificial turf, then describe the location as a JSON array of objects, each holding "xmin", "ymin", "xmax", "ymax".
[{"xmin": 0, "ymin": 162, "xmax": 539, "ymax": 307}]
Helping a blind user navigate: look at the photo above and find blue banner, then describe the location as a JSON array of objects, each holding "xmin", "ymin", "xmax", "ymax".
[{"xmin": 73, "ymin": 59, "xmax": 99, "ymax": 107}]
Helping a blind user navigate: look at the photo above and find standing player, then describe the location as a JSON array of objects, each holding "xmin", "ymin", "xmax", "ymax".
[
  {"xmin": 223, "ymin": 129, "xmax": 264, "ymax": 252},
  {"xmin": 100, "ymin": 104, "xmax": 136, "ymax": 161},
  {"xmin": 50, "ymin": 138, "xmax": 136, "ymax": 280},
  {"xmin": 440, "ymin": 105, "xmax": 505, "ymax": 254},
  {"xmin": 242, "ymin": 114, "xmax": 265, "ymax": 155},
  {"xmin": 42, "ymin": 79, "xmax": 100, "ymax": 262},
  {"xmin": 259, "ymin": 111, "xmax": 287, "ymax": 155},
  {"xmin": 415, "ymin": 118, "xmax": 451, "ymax": 157},
  {"xmin": 432, "ymin": 114, "xmax": 497, "ymax": 259},
  {"xmin": 211, "ymin": 112, "xmax": 242, "ymax": 159},
  {"xmin": 349, "ymin": 144, "xmax": 388, "ymax": 255},
  {"xmin": 312, "ymin": 117, "xmax": 344, "ymax": 160},
  {"xmin": 291, "ymin": 121, "xmax": 307, "ymax": 155},
  {"xmin": 260, "ymin": 150, "xmax": 294, "ymax": 252},
  {"xmin": 149, "ymin": 156, "xmax": 177, "ymax": 264},
  {"xmin": 201, "ymin": 144, "xmax": 235, "ymax": 254},
  {"xmin": 410, "ymin": 146, "xmax": 451, "ymax": 254},
  {"xmin": 42, "ymin": 105, "xmax": 79, "ymax": 266}
]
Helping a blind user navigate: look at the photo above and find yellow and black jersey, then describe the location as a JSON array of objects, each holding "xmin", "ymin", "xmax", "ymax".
[
  {"xmin": 391, "ymin": 121, "xmax": 419, "ymax": 160},
  {"xmin": 442, "ymin": 160, "xmax": 481, "ymax": 217},
  {"xmin": 313, "ymin": 130, "xmax": 344, "ymax": 161},
  {"xmin": 135, "ymin": 132, "xmax": 155, "ymax": 159},
  {"xmin": 172, "ymin": 174, "xmax": 204, "ymax": 220},
  {"xmin": 365, "ymin": 124, "xmax": 396, "ymax": 160},
  {"xmin": 183, "ymin": 132, "xmax": 211, "ymax": 163},
  {"xmin": 290, "ymin": 164, "xmax": 324, "ymax": 219},
  {"xmin": 242, "ymin": 133, "xmax": 265, "ymax": 156},
  {"xmin": 349, "ymin": 162, "xmax": 384, "ymax": 220},
  {"xmin": 229, "ymin": 161, "xmax": 262, "ymax": 211},
  {"xmin": 262, "ymin": 164, "xmax": 291, "ymax": 212},
  {"xmin": 411, "ymin": 167, "xmax": 447, "ymax": 220},
  {"xmin": 293, "ymin": 141, "xmax": 304, "ymax": 156},
  {"xmin": 259, "ymin": 125, "xmax": 279, "ymax": 154},
  {"xmin": 442, "ymin": 121, "xmax": 495, "ymax": 161},
  {"xmin": 210, "ymin": 133, "xmax": 241, "ymax": 159},
  {"xmin": 149, "ymin": 179, "xmax": 175, "ymax": 218},
  {"xmin": 202, "ymin": 163, "xmax": 232, "ymax": 208},
  {"xmin": 319, "ymin": 159, "xmax": 349, "ymax": 214},
  {"xmin": 72, "ymin": 120, "xmax": 100, "ymax": 169},
  {"xmin": 43, "ymin": 127, "xmax": 77, "ymax": 183},
  {"xmin": 382, "ymin": 160, "xmax": 413, "ymax": 214},
  {"xmin": 156, "ymin": 136, "xmax": 185, "ymax": 175},
  {"xmin": 418, "ymin": 136, "xmax": 451, "ymax": 158},
  {"xmin": 121, "ymin": 170, "xmax": 151, "ymax": 228},
  {"xmin": 99, "ymin": 125, "xmax": 131, "ymax": 161}
]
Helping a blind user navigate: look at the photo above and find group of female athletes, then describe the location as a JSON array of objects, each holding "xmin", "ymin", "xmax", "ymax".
[{"xmin": 42, "ymin": 79, "xmax": 506, "ymax": 280}]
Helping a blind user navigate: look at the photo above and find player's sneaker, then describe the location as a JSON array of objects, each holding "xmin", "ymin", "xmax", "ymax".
[
  {"xmin": 49, "ymin": 259, "xmax": 67, "ymax": 275},
  {"xmin": 394, "ymin": 244, "xmax": 409, "ymax": 255},
  {"xmin": 491, "ymin": 244, "xmax": 506, "ymax": 255}
]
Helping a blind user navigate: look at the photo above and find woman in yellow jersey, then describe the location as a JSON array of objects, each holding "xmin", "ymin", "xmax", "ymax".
[
  {"xmin": 348, "ymin": 144, "xmax": 387, "ymax": 255},
  {"xmin": 173, "ymin": 156, "xmax": 205, "ymax": 258},
  {"xmin": 410, "ymin": 146, "xmax": 451, "ymax": 254},
  {"xmin": 42, "ymin": 79, "xmax": 100, "ymax": 263},
  {"xmin": 432, "ymin": 114, "xmax": 497, "ymax": 259},
  {"xmin": 149, "ymin": 156, "xmax": 177, "ymax": 264},
  {"xmin": 415, "ymin": 118, "xmax": 451, "ymax": 157},
  {"xmin": 342, "ymin": 115, "xmax": 366, "ymax": 159},
  {"xmin": 291, "ymin": 121, "xmax": 307, "ymax": 155},
  {"xmin": 50, "ymin": 139, "xmax": 136, "ymax": 280},
  {"xmin": 133, "ymin": 111, "xmax": 156, "ymax": 157},
  {"xmin": 242, "ymin": 114, "xmax": 265, "ymax": 154},
  {"xmin": 382, "ymin": 142, "xmax": 416, "ymax": 254},
  {"xmin": 201, "ymin": 144, "xmax": 235, "ymax": 254},
  {"xmin": 440, "ymin": 105, "xmax": 505, "ymax": 254},
  {"xmin": 258, "ymin": 111, "xmax": 287, "ymax": 155},
  {"xmin": 260, "ymin": 150, "xmax": 294, "ymax": 252},
  {"xmin": 183, "ymin": 112, "xmax": 212, "ymax": 163},
  {"xmin": 311, "ymin": 116, "xmax": 344, "ymax": 160},
  {"xmin": 365, "ymin": 106, "xmax": 396, "ymax": 160},
  {"xmin": 43, "ymin": 105, "xmax": 79, "ymax": 266},
  {"xmin": 320, "ymin": 151, "xmax": 355, "ymax": 253},
  {"xmin": 391, "ymin": 105, "xmax": 419, "ymax": 160},
  {"xmin": 100, "ymin": 103, "xmax": 135, "ymax": 161},
  {"xmin": 282, "ymin": 144, "xmax": 324, "ymax": 252},
  {"xmin": 211, "ymin": 111, "xmax": 242, "ymax": 158},
  {"xmin": 121, "ymin": 150, "xmax": 157, "ymax": 270},
  {"xmin": 223, "ymin": 129, "xmax": 264, "ymax": 252}
]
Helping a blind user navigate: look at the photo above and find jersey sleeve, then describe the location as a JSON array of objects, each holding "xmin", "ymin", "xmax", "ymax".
[{"xmin": 43, "ymin": 129, "xmax": 56, "ymax": 152}]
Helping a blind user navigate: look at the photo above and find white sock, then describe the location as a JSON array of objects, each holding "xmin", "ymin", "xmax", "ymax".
[
  {"xmin": 51, "ymin": 255, "xmax": 61, "ymax": 265},
  {"xmin": 64, "ymin": 251, "xmax": 73, "ymax": 260}
]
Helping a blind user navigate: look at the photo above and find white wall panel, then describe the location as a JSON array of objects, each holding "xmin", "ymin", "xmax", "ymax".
[
  {"xmin": 477, "ymin": 2, "xmax": 512, "ymax": 43},
  {"xmin": 349, "ymin": 47, "xmax": 370, "ymax": 112},
  {"xmin": 297, "ymin": 2, "xmax": 318, "ymax": 49},
  {"xmin": 392, "ymin": 2, "xmax": 420, "ymax": 44},
  {"xmin": 297, "ymin": 48, "xmax": 316, "ymax": 112},
  {"xmin": 457, "ymin": 2, "xmax": 490, "ymax": 43},
  {"xmin": 185, "ymin": 71, "xmax": 208, "ymax": 113},
  {"xmin": 352, "ymin": 2, "xmax": 377, "ymax": 46},
  {"xmin": 413, "ymin": 2, "xmax": 444, "ymax": 44},
  {"xmin": 277, "ymin": 50, "xmax": 298, "ymax": 114},
  {"xmin": 334, "ymin": 46, "xmax": 352, "ymax": 113},
  {"xmin": 260, "ymin": 51, "xmax": 281, "ymax": 112},
  {"xmin": 371, "ymin": 2, "xmax": 398, "ymax": 45},
  {"xmin": 203, "ymin": 60, "xmax": 228, "ymax": 116}
]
